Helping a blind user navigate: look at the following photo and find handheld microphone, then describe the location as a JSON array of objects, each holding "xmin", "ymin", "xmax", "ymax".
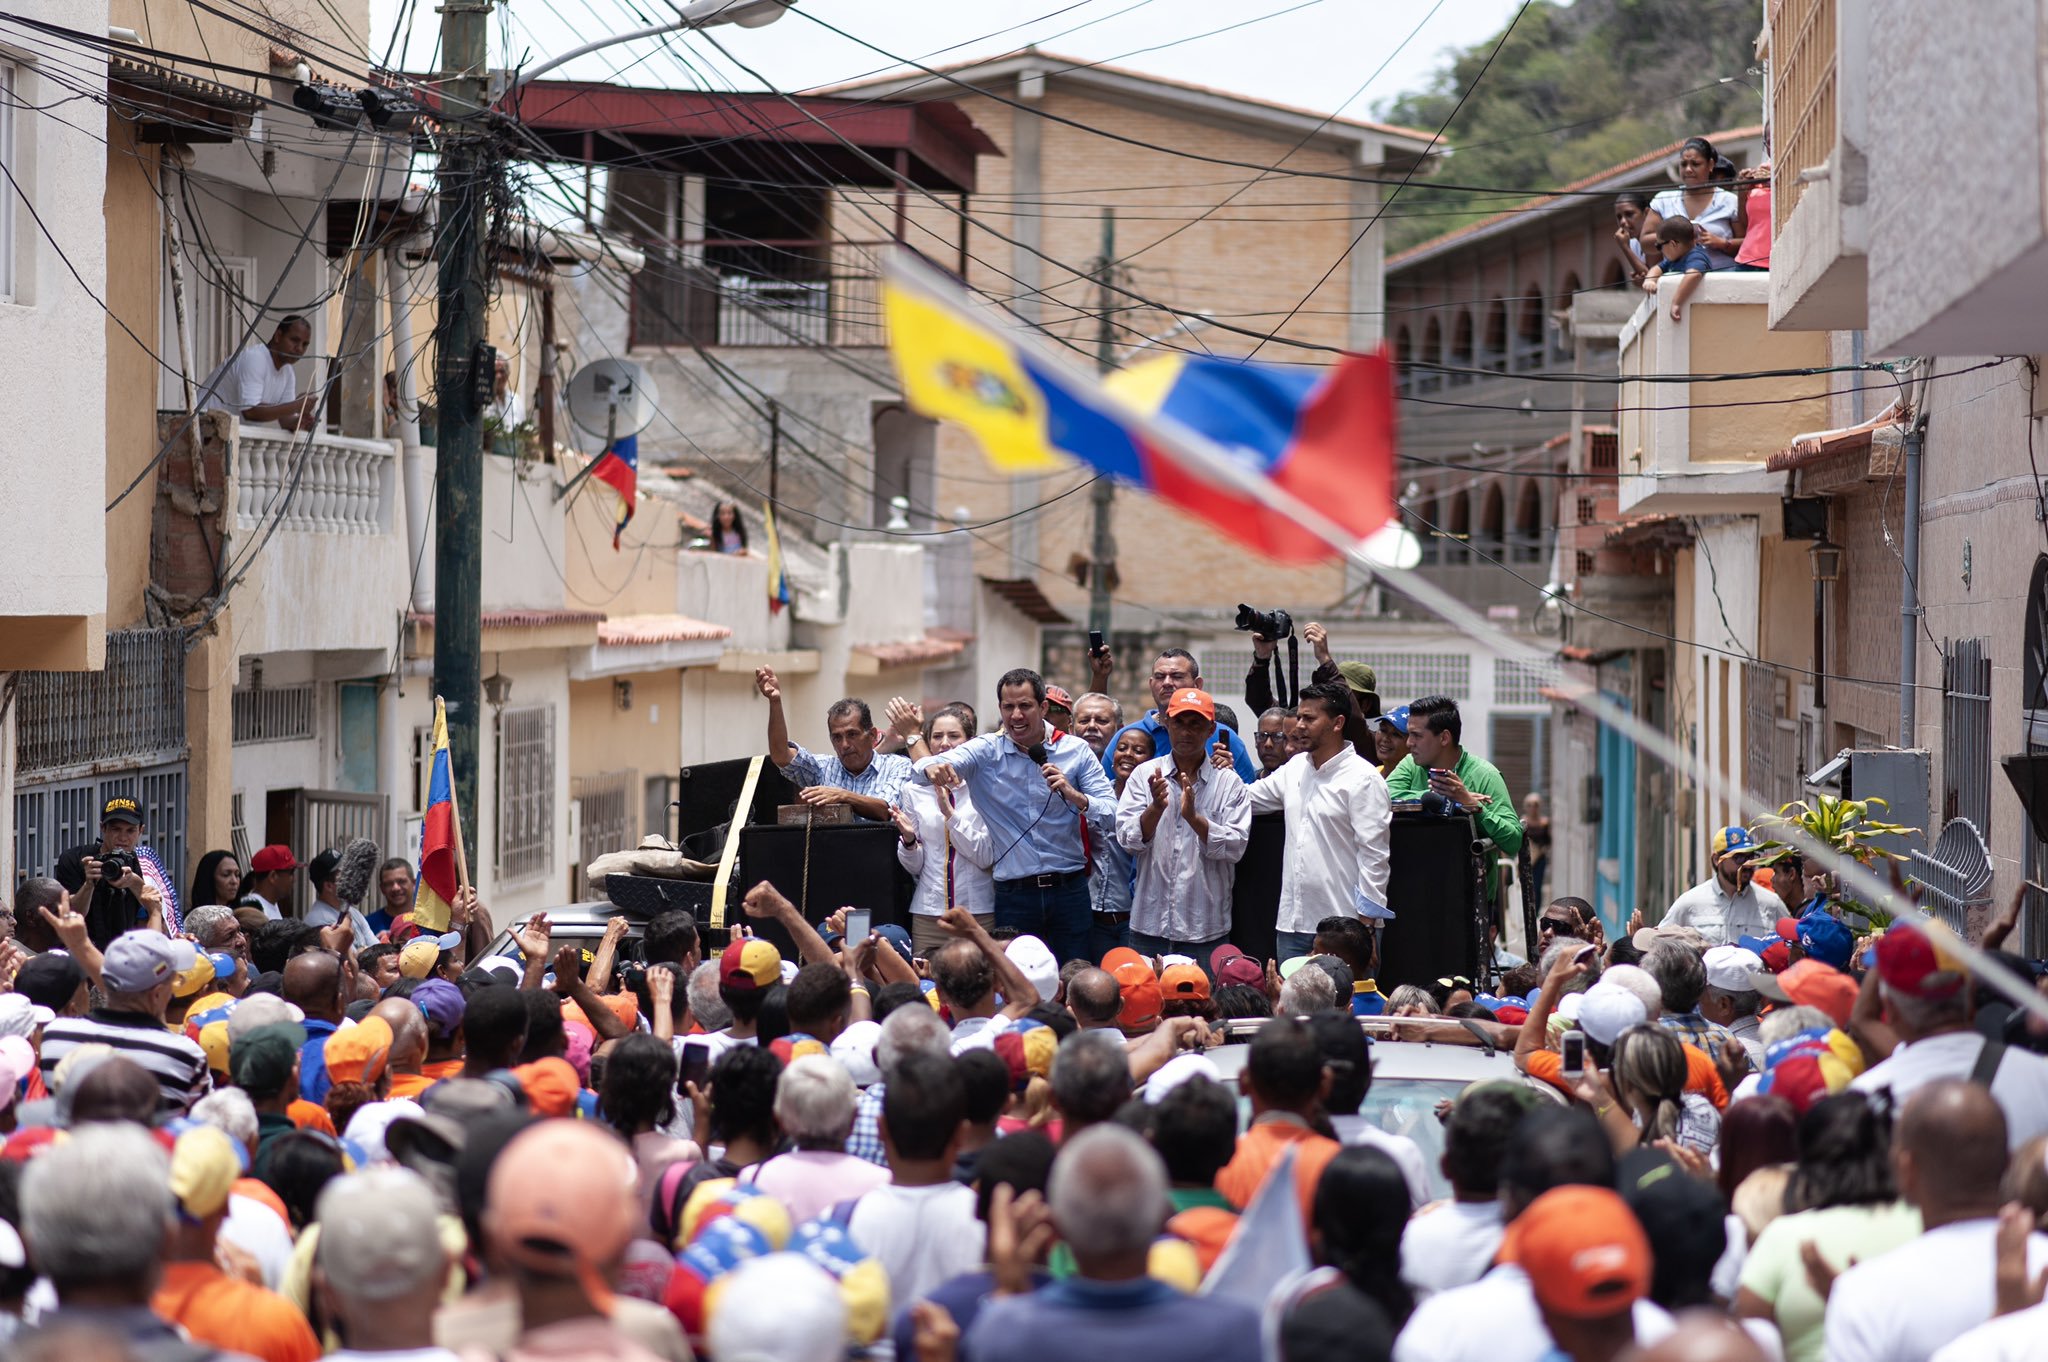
[{"xmin": 1028, "ymin": 743, "xmax": 1048, "ymax": 765}]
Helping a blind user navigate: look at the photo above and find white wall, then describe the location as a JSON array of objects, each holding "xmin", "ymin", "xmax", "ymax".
[
  {"xmin": 482, "ymin": 455, "xmax": 568, "ymax": 613},
  {"xmin": 0, "ymin": 3, "xmax": 110, "ymax": 643}
]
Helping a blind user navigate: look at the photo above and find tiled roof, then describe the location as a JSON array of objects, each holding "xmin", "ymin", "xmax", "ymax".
[
  {"xmin": 597, "ymin": 613, "xmax": 732, "ymax": 646},
  {"xmin": 410, "ymin": 608, "xmax": 605, "ymax": 628},
  {"xmin": 852, "ymin": 634, "xmax": 971, "ymax": 669}
]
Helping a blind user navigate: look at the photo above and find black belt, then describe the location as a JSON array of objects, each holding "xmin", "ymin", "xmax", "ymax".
[
  {"xmin": 1093, "ymin": 910, "xmax": 1130, "ymax": 922},
  {"xmin": 995, "ymin": 867, "xmax": 1088, "ymax": 891}
]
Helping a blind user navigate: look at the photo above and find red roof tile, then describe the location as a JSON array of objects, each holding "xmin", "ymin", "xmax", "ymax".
[{"xmin": 597, "ymin": 614, "xmax": 732, "ymax": 646}]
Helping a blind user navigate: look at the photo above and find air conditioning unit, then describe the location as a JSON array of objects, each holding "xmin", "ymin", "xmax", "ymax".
[{"xmin": 1806, "ymin": 747, "xmax": 1929, "ymax": 861}]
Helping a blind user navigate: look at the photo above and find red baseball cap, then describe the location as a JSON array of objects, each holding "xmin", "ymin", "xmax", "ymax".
[
  {"xmin": 1875, "ymin": 923, "xmax": 1965, "ymax": 1000},
  {"xmin": 249, "ymin": 845, "xmax": 299, "ymax": 874},
  {"xmin": 1210, "ymin": 943, "xmax": 1264, "ymax": 988}
]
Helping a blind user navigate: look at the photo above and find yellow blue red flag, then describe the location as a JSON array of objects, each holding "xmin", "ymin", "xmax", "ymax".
[
  {"xmin": 882, "ymin": 258, "xmax": 1395, "ymax": 563},
  {"xmin": 412, "ymin": 696, "xmax": 459, "ymax": 931}
]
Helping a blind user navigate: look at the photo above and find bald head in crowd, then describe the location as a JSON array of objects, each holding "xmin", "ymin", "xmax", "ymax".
[
  {"xmin": 284, "ymin": 949, "xmax": 347, "ymax": 1024},
  {"xmin": 371, "ymin": 997, "xmax": 429, "ymax": 1073},
  {"xmin": 1895, "ymin": 1078, "xmax": 2010, "ymax": 1217},
  {"xmin": 1065, "ymin": 968, "xmax": 1121, "ymax": 1029}
]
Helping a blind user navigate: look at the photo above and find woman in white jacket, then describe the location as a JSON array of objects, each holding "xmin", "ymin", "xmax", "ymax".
[{"xmin": 888, "ymin": 701, "xmax": 996, "ymax": 956}]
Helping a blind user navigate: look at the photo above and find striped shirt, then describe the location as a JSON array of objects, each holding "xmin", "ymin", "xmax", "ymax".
[
  {"xmin": 785, "ymin": 744, "xmax": 913, "ymax": 816},
  {"xmin": 39, "ymin": 1008, "xmax": 213, "ymax": 1113}
]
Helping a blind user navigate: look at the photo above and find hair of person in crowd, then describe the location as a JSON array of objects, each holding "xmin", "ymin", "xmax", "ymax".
[
  {"xmin": 1048, "ymin": 1124, "xmax": 1171, "ymax": 1272},
  {"xmin": 1307, "ymin": 1012, "xmax": 1372, "ymax": 1118},
  {"xmin": 881, "ymin": 1050, "xmax": 967, "ymax": 1164},
  {"xmin": 1717, "ymin": 1095, "xmax": 1798, "ymax": 1203},
  {"xmin": 707, "ymin": 1045, "xmax": 783, "ymax": 1155},
  {"xmin": 1442, "ymin": 1084, "xmax": 1539, "ymax": 1200},
  {"xmin": 1656, "ymin": 214, "xmax": 1698, "ymax": 248},
  {"xmin": 1049, "ymin": 1030, "xmax": 1133, "ymax": 1131},
  {"xmin": 644, "ymin": 910, "xmax": 700, "ymax": 969},
  {"xmin": 1607, "ymin": 1024, "xmax": 1687, "ymax": 1146},
  {"xmin": 598, "ymin": 1033, "xmax": 677, "ymax": 1136},
  {"xmin": 1147, "ymin": 1076, "xmax": 1239, "ymax": 1188},
  {"xmin": 21, "ymin": 1124, "xmax": 172, "ymax": 1299},
  {"xmin": 1384, "ymin": 983, "xmax": 1436, "ymax": 1016},
  {"xmin": 687, "ymin": 960, "xmax": 733, "ymax": 1032},
  {"xmin": 1311, "ymin": 916, "xmax": 1375, "ymax": 981},
  {"xmin": 1314, "ymin": 1146, "xmax": 1417, "ymax": 1327},
  {"xmin": 1641, "ymin": 944, "xmax": 1706, "ymax": 1016},
  {"xmin": 1500, "ymin": 1105, "xmax": 1617, "ymax": 1216},
  {"xmin": 1213, "ymin": 983, "xmax": 1274, "ymax": 1020},
  {"xmin": 995, "ymin": 667, "xmax": 1045, "ymax": 704},
  {"xmin": 1406, "ymin": 694, "xmax": 1461, "ymax": 741},
  {"xmin": 1278, "ymin": 966, "xmax": 1338, "ymax": 1017},
  {"xmin": 777, "ymin": 1054, "xmax": 860, "ymax": 1150}
]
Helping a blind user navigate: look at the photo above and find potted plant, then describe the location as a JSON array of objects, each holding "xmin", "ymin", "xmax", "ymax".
[{"xmin": 1754, "ymin": 795, "xmax": 1921, "ymax": 929}]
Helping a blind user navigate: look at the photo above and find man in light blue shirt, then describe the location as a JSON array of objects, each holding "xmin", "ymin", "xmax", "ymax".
[
  {"xmin": 757, "ymin": 666, "xmax": 910, "ymax": 820},
  {"xmin": 916, "ymin": 667, "xmax": 1116, "ymax": 964},
  {"xmin": 1101, "ymin": 648, "xmax": 1256, "ymax": 784}
]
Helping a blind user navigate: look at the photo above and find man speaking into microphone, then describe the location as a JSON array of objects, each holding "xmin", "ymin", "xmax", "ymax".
[{"xmin": 914, "ymin": 667, "xmax": 1116, "ymax": 965}]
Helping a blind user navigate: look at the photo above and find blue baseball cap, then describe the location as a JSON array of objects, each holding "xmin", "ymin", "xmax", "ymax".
[
  {"xmin": 873, "ymin": 923, "xmax": 914, "ymax": 965},
  {"xmin": 1794, "ymin": 911, "xmax": 1855, "ymax": 969},
  {"xmin": 1370, "ymin": 704, "xmax": 1410, "ymax": 736},
  {"xmin": 1712, "ymin": 826, "xmax": 1758, "ymax": 858}
]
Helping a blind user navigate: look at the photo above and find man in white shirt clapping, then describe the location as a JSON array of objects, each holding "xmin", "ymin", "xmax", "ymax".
[{"xmin": 1115, "ymin": 688, "xmax": 1252, "ymax": 962}]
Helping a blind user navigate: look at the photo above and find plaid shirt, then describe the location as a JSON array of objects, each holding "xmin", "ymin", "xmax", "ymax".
[
  {"xmin": 845, "ymin": 1081, "xmax": 888, "ymax": 1166},
  {"xmin": 786, "ymin": 744, "xmax": 912, "ymax": 816},
  {"xmin": 1659, "ymin": 1011, "xmax": 1735, "ymax": 1055}
]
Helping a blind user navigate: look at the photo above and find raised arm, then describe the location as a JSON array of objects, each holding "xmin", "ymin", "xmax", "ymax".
[
  {"xmin": 756, "ymin": 667, "xmax": 795, "ymax": 771},
  {"xmin": 941, "ymin": 906, "xmax": 1038, "ymax": 1018},
  {"xmin": 1515, "ymin": 945, "xmax": 1588, "ymax": 1074},
  {"xmin": 742, "ymin": 880, "xmax": 835, "ymax": 967}
]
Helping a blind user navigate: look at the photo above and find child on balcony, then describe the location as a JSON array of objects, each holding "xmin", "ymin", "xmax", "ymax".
[{"xmin": 1641, "ymin": 215, "xmax": 1711, "ymax": 322}]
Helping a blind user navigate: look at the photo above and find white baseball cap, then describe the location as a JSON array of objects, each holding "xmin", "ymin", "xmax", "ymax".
[
  {"xmin": 1702, "ymin": 945, "xmax": 1765, "ymax": 994},
  {"xmin": 0, "ymin": 993, "xmax": 54, "ymax": 1039},
  {"xmin": 1576, "ymin": 983, "xmax": 1648, "ymax": 1046},
  {"xmin": 1142, "ymin": 1051, "xmax": 1222, "ymax": 1105},
  {"xmin": 829, "ymin": 1019, "xmax": 883, "ymax": 1087},
  {"xmin": 1006, "ymin": 935, "xmax": 1059, "ymax": 1003}
]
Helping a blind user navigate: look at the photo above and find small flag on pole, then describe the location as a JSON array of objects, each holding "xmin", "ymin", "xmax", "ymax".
[
  {"xmin": 590, "ymin": 432, "xmax": 639, "ymax": 549},
  {"xmin": 881, "ymin": 255, "xmax": 1397, "ymax": 564},
  {"xmin": 412, "ymin": 697, "xmax": 461, "ymax": 932}
]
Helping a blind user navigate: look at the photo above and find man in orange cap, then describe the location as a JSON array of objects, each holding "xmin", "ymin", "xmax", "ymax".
[
  {"xmin": 1115, "ymin": 687, "xmax": 1253, "ymax": 964},
  {"xmin": 482, "ymin": 1120, "xmax": 664, "ymax": 1361},
  {"xmin": 1507, "ymin": 1185, "xmax": 1652, "ymax": 1362}
]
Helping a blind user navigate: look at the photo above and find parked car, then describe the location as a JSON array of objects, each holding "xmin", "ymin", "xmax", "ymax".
[
  {"xmin": 478, "ymin": 900, "xmax": 647, "ymax": 968},
  {"xmin": 1203, "ymin": 1016, "xmax": 1561, "ymax": 1202}
]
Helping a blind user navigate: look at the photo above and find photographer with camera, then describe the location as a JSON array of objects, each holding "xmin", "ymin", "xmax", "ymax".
[
  {"xmin": 1100, "ymin": 648, "xmax": 1257, "ymax": 784},
  {"xmin": 1245, "ymin": 617, "xmax": 1380, "ymax": 761},
  {"xmin": 53, "ymin": 796, "xmax": 177, "ymax": 949}
]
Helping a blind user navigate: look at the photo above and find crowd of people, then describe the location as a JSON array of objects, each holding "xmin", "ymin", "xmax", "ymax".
[
  {"xmin": 2, "ymin": 630, "xmax": 2046, "ymax": 1361},
  {"xmin": 1610, "ymin": 133, "xmax": 1773, "ymax": 321}
]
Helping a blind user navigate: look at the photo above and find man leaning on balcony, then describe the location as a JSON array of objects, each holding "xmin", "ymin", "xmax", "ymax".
[
  {"xmin": 197, "ymin": 315, "xmax": 320, "ymax": 432},
  {"xmin": 755, "ymin": 666, "xmax": 910, "ymax": 821}
]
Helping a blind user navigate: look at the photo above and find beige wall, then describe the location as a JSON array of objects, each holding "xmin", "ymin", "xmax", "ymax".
[
  {"xmin": 102, "ymin": 122, "xmax": 160, "ymax": 632},
  {"xmin": 568, "ymin": 670, "xmax": 683, "ymax": 848}
]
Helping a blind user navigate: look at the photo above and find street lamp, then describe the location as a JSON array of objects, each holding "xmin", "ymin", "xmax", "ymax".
[
  {"xmin": 1809, "ymin": 539, "xmax": 1842, "ymax": 582},
  {"xmin": 504, "ymin": 0, "xmax": 797, "ymax": 97}
]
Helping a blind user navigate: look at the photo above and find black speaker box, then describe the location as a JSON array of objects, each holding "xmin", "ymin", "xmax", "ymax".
[
  {"xmin": 724, "ymin": 822, "xmax": 909, "ymax": 955},
  {"xmin": 675, "ymin": 757, "xmax": 796, "ymax": 859},
  {"xmin": 1378, "ymin": 812, "xmax": 1485, "ymax": 989}
]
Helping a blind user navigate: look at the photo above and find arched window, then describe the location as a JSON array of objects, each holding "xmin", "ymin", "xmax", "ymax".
[
  {"xmin": 1513, "ymin": 478, "xmax": 1544, "ymax": 563},
  {"xmin": 1446, "ymin": 489, "xmax": 1472, "ymax": 562},
  {"xmin": 1413, "ymin": 490, "xmax": 1441, "ymax": 562},
  {"xmin": 1516, "ymin": 292, "xmax": 1546, "ymax": 371},
  {"xmin": 1552, "ymin": 273, "xmax": 1581, "ymax": 362},
  {"xmin": 1477, "ymin": 481, "xmax": 1506, "ymax": 559},
  {"xmin": 1394, "ymin": 324, "xmax": 1413, "ymax": 397},
  {"xmin": 1449, "ymin": 312, "xmax": 1475, "ymax": 386},
  {"xmin": 1481, "ymin": 301, "xmax": 1508, "ymax": 373}
]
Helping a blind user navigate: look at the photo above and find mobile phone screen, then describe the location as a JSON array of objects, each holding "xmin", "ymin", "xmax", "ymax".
[
  {"xmin": 1561, "ymin": 1032, "xmax": 1586, "ymax": 1077},
  {"xmin": 678, "ymin": 1041, "xmax": 710, "ymax": 1090},
  {"xmin": 844, "ymin": 909, "xmax": 872, "ymax": 942}
]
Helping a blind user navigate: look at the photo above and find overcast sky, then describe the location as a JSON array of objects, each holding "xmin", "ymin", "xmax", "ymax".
[{"xmin": 368, "ymin": 0, "xmax": 1528, "ymax": 122}]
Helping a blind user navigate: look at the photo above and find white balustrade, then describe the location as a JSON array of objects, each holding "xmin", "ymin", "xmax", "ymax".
[{"xmin": 235, "ymin": 426, "xmax": 397, "ymax": 535}]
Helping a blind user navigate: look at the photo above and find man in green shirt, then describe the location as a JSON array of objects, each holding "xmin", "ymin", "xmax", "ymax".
[{"xmin": 1384, "ymin": 696, "xmax": 1524, "ymax": 891}]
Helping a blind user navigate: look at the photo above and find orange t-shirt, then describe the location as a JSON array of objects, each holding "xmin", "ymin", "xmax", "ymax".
[
  {"xmin": 1167, "ymin": 1205, "xmax": 1239, "ymax": 1274},
  {"xmin": 1526, "ymin": 1044, "xmax": 1730, "ymax": 1110},
  {"xmin": 421, "ymin": 1058, "xmax": 465, "ymax": 1081},
  {"xmin": 388, "ymin": 1070, "xmax": 435, "ymax": 1101},
  {"xmin": 153, "ymin": 1260, "xmax": 320, "ymax": 1362},
  {"xmin": 286, "ymin": 1099, "xmax": 336, "ymax": 1136},
  {"xmin": 1215, "ymin": 1120, "xmax": 1339, "ymax": 1225}
]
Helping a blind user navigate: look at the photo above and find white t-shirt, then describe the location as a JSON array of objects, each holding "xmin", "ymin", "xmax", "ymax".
[
  {"xmin": 845, "ymin": 1181, "xmax": 986, "ymax": 1307},
  {"xmin": 1850, "ymin": 1030, "xmax": 2048, "ymax": 1149},
  {"xmin": 221, "ymin": 1191, "xmax": 295, "ymax": 1291},
  {"xmin": 198, "ymin": 342, "xmax": 297, "ymax": 417},
  {"xmin": 1400, "ymin": 1199, "xmax": 1505, "ymax": 1299},
  {"xmin": 949, "ymin": 1013, "xmax": 1012, "ymax": 1055},
  {"xmin": 1823, "ymin": 1218, "xmax": 2048, "ymax": 1362},
  {"xmin": 1929, "ymin": 1299, "xmax": 2048, "ymax": 1362},
  {"xmin": 1393, "ymin": 1263, "xmax": 1674, "ymax": 1362},
  {"xmin": 1649, "ymin": 186, "xmax": 1742, "ymax": 268},
  {"xmin": 1329, "ymin": 1114, "xmax": 1431, "ymax": 1211}
]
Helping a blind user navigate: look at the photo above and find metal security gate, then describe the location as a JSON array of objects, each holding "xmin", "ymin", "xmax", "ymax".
[
  {"xmin": 12, "ymin": 628, "xmax": 189, "ymax": 891},
  {"xmin": 572, "ymin": 769, "xmax": 635, "ymax": 900},
  {"xmin": 1942, "ymin": 638, "xmax": 1991, "ymax": 831},
  {"xmin": 266, "ymin": 788, "xmax": 389, "ymax": 912}
]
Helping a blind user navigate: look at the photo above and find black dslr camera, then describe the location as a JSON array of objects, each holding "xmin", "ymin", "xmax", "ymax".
[
  {"xmin": 97, "ymin": 847, "xmax": 141, "ymax": 881},
  {"xmin": 1234, "ymin": 604, "xmax": 1293, "ymax": 640}
]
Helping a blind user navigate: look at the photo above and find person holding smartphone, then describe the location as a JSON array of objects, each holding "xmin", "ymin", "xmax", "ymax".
[
  {"xmin": 1383, "ymin": 695, "xmax": 1523, "ymax": 901},
  {"xmin": 891, "ymin": 703, "xmax": 997, "ymax": 958}
]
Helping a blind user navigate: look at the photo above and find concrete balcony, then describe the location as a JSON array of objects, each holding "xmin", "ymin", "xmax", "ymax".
[
  {"xmin": 1765, "ymin": 0, "xmax": 1870, "ymax": 332},
  {"xmin": 1616, "ymin": 273, "xmax": 1828, "ymax": 520},
  {"xmin": 231, "ymin": 426, "xmax": 411, "ymax": 658}
]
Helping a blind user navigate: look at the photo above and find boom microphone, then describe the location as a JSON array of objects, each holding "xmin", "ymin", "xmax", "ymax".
[{"xmin": 333, "ymin": 836, "xmax": 382, "ymax": 906}]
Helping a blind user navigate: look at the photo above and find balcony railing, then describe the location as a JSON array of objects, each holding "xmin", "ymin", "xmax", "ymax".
[
  {"xmin": 237, "ymin": 428, "xmax": 398, "ymax": 534},
  {"xmin": 1616, "ymin": 273, "xmax": 1829, "ymax": 516},
  {"xmin": 1771, "ymin": 0, "xmax": 1837, "ymax": 233},
  {"xmin": 630, "ymin": 238, "xmax": 888, "ymax": 349}
]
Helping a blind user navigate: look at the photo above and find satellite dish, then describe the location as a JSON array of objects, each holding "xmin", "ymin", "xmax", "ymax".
[
  {"xmin": 565, "ymin": 359, "xmax": 654, "ymax": 441},
  {"xmin": 1358, "ymin": 520, "xmax": 1423, "ymax": 571}
]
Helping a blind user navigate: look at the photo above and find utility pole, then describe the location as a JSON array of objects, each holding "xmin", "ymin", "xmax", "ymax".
[
  {"xmin": 434, "ymin": 0, "xmax": 493, "ymax": 861},
  {"xmin": 1087, "ymin": 207, "xmax": 1116, "ymax": 639}
]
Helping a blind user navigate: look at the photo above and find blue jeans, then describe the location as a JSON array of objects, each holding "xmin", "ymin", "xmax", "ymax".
[
  {"xmin": 1274, "ymin": 929, "xmax": 1317, "ymax": 963},
  {"xmin": 994, "ymin": 874, "xmax": 1093, "ymax": 965},
  {"xmin": 1090, "ymin": 912, "xmax": 1131, "ymax": 963},
  {"xmin": 1128, "ymin": 929, "xmax": 1228, "ymax": 972}
]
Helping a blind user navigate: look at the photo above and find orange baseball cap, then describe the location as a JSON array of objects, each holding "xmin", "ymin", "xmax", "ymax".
[
  {"xmin": 484, "ymin": 1120, "xmax": 640, "ymax": 1312},
  {"xmin": 512, "ymin": 1057, "xmax": 582, "ymax": 1118},
  {"xmin": 323, "ymin": 1016, "xmax": 393, "ymax": 1087},
  {"xmin": 1166, "ymin": 687, "xmax": 1216, "ymax": 722},
  {"xmin": 1113, "ymin": 960, "xmax": 1163, "ymax": 1031},
  {"xmin": 1504, "ymin": 1186, "xmax": 1650, "ymax": 1320},
  {"xmin": 1159, "ymin": 963, "xmax": 1211, "ymax": 1001},
  {"xmin": 1101, "ymin": 946, "xmax": 1153, "ymax": 979}
]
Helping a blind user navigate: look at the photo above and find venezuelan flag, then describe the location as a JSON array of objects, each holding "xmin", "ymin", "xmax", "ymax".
[
  {"xmin": 882, "ymin": 257, "xmax": 1395, "ymax": 563},
  {"xmin": 763, "ymin": 500, "xmax": 793, "ymax": 613},
  {"xmin": 590, "ymin": 433, "xmax": 638, "ymax": 549},
  {"xmin": 412, "ymin": 696, "xmax": 459, "ymax": 932}
]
